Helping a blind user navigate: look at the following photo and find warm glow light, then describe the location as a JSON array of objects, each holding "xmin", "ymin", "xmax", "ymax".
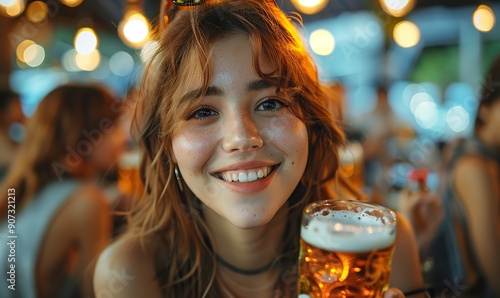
[
  {"xmin": 26, "ymin": 1, "xmax": 48, "ymax": 23},
  {"xmin": 123, "ymin": 14, "xmax": 149, "ymax": 42},
  {"xmin": 74, "ymin": 27, "xmax": 98, "ymax": 55},
  {"xmin": 393, "ymin": 21, "xmax": 420, "ymax": 48},
  {"xmin": 379, "ymin": 0, "xmax": 415, "ymax": 17},
  {"xmin": 473, "ymin": 5, "xmax": 496, "ymax": 32},
  {"xmin": 24, "ymin": 44, "xmax": 45, "ymax": 67},
  {"xmin": 309, "ymin": 29, "xmax": 335, "ymax": 56},
  {"xmin": 0, "ymin": 0, "xmax": 16, "ymax": 7},
  {"xmin": 3, "ymin": 0, "xmax": 25, "ymax": 17},
  {"xmin": 290, "ymin": 0, "xmax": 329, "ymax": 15},
  {"xmin": 75, "ymin": 49, "xmax": 101, "ymax": 71},
  {"xmin": 119, "ymin": 12, "xmax": 151, "ymax": 49},
  {"xmin": 60, "ymin": 0, "xmax": 83, "ymax": 8},
  {"xmin": 16, "ymin": 39, "xmax": 35, "ymax": 63}
]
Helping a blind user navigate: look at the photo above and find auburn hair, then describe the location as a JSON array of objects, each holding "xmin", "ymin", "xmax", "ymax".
[{"xmin": 125, "ymin": 0, "xmax": 346, "ymax": 296}]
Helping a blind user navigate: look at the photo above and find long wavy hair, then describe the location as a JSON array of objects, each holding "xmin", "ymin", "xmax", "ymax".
[
  {"xmin": 126, "ymin": 0, "xmax": 346, "ymax": 296},
  {"xmin": 0, "ymin": 83, "xmax": 121, "ymax": 219}
]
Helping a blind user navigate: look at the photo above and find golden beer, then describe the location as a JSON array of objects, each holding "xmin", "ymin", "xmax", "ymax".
[
  {"xmin": 118, "ymin": 150, "xmax": 143, "ymax": 199},
  {"xmin": 298, "ymin": 200, "xmax": 397, "ymax": 298}
]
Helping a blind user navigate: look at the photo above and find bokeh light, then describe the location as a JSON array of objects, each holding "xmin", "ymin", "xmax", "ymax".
[
  {"xmin": 446, "ymin": 106, "xmax": 470, "ymax": 132},
  {"xmin": 415, "ymin": 102, "xmax": 439, "ymax": 129},
  {"xmin": 109, "ymin": 51, "xmax": 134, "ymax": 76},
  {"xmin": 290, "ymin": 0, "xmax": 329, "ymax": 15},
  {"xmin": 24, "ymin": 44, "xmax": 45, "ymax": 67},
  {"xmin": 393, "ymin": 21, "xmax": 420, "ymax": 48},
  {"xmin": 75, "ymin": 49, "xmax": 101, "ymax": 71},
  {"xmin": 74, "ymin": 27, "xmax": 98, "ymax": 55},
  {"xmin": 0, "ymin": 0, "xmax": 17, "ymax": 6},
  {"xmin": 473, "ymin": 5, "xmax": 496, "ymax": 32},
  {"xmin": 16, "ymin": 40, "xmax": 35, "ymax": 63},
  {"xmin": 60, "ymin": 0, "xmax": 83, "ymax": 8},
  {"xmin": 2, "ymin": 0, "xmax": 25, "ymax": 17},
  {"xmin": 119, "ymin": 12, "xmax": 150, "ymax": 49},
  {"xmin": 410, "ymin": 92, "xmax": 433, "ymax": 114},
  {"xmin": 26, "ymin": 1, "xmax": 48, "ymax": 23},
  {"xmin": 62, "ymin": 49, "xmax": 80, "ymax": 72},
  {"xmin": 309, "ymin": 29, "xmax": 335, "ymax": 56},
  {"xmin": 379, "ymin": 0, "xmax": 415, "ymax": 17}
]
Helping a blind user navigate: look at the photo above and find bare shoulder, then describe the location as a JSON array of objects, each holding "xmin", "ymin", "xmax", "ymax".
[
  {"xmin": 66, "ymin": 183, "xmax": 111, "ymax": 215},
  {"xmin": 94, "ymin": 237, "xmax": 162, "ymax": 298},
  {"xmin": 454, "ymin": 154, "xmax": 499, "ymax": 206},
  {"xmin": 455, "ymin": 155, "xmax": 496, "ymax": 176}
]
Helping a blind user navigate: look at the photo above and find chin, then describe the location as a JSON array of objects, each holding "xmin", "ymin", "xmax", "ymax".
[{"xmin": 226, "ymin": 211, "xmax": 276, "ymax": 229}]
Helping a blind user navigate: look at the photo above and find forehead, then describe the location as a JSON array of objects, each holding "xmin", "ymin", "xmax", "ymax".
[
  {"xmin": 210, "ymin": 34, "xmax": 275, "ymax": 78},
  {"xmin": 180, "ymin": 34, "xmax": 275, "ymax": 91}
]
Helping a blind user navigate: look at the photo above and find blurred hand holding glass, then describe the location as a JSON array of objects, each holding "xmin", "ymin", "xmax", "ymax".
[{"xmin": 298, "ymin": 200, "xmax": 397, "ymax": 297}]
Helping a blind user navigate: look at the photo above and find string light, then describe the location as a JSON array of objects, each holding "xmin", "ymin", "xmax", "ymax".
[
  {"xmin": 74, "ymin": 27, "xmax": 98, "ymax": 55},
  {"xmin": 473, "ymin": 5, "xmax": 495, "ymax": 32},
  {"xmin": 379, "ymin": 0, "xmax": 415, "ymax": 17},
  {"xmin": 290, "ymin": 0, "xmax": 329, "ymax": 15},
  {"xmin": 393, "ymin": 20, "xmax": 420, "ymax": 48},
  {"xmin": 118, "ymin": 1, "xmax": 151, "ymax": 49}
]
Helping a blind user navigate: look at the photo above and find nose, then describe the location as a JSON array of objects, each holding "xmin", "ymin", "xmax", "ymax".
[{"xmin": 222, "ymin": 111, "xmax": 263, "ymax": 152}]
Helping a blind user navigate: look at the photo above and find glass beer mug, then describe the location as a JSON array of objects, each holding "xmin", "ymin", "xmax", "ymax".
[{"xmin": 298, "ymin": 200, "xmax": 397, "ymax": 297}]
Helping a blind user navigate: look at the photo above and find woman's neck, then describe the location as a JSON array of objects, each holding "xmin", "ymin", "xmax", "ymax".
[
  {"xmin": 203, "ymin": 203, "xmax": 288, "ymax": 274},
  {"xmin": 203, "ymin": 204, "xmax": 288, "ymax": 297}
]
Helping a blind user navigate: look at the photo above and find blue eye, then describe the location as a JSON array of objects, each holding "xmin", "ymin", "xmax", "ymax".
[
  {"xmin": 256, "ymin": 97, "xmax": 287, "ymax": 111},
  {"xmin": 187, "ymin": 106, "xmax": 218, "ymax": 120}
]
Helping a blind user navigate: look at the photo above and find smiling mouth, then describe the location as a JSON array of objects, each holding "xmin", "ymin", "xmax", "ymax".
[{"xmin": 214, "ymin": 165, "xmax": 279, "ymax": 183}]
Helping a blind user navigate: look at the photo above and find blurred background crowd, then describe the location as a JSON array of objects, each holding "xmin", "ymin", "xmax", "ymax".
[{"xmin": 0, "ymin": 0, "xmax": 499, "ymax": 297}]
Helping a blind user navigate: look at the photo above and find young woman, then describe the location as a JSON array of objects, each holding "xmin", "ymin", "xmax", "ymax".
[
  {"xmin": 94, "ymin": 1, "xmax": 424, "ymax": 297},
  {"xmin": 0, "ymin": 83, "xmax": 126, "ymax": 298}
]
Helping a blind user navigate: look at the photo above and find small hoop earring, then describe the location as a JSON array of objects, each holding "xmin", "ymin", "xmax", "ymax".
[{"xmin": 174, "ymin": 165, "xmax": 184, "ymax": 192}]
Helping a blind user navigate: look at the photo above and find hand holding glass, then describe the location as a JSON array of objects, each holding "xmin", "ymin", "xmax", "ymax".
[{"xmin": 298, "ymin": 200, "xmax": 397, "ymax": 297}]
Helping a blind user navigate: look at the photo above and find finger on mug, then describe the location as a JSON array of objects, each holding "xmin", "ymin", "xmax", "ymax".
[{"xmin": 384, "ymin": 288, "xmax": 405, "ymax": 298}]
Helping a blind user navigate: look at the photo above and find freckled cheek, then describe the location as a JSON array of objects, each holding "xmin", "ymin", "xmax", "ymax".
[
  {"xmin": 172, "ymin": 127, "xmax": 220, "ymax": 172},
  {"xmin": 260, "ymin": 117, "xmax": 308, "ymax": 153}
]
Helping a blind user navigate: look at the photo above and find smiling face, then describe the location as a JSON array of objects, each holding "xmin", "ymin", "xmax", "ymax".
[{"xmin": 171, "ymin": 34, "xmax": 309, "ymax": 229}]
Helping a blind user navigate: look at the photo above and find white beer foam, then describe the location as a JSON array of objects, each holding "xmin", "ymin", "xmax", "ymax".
[
  {"xmin": 301, "ymin": 210, "xmax": 396, "ymax": 252},
  {"xmin": 119, "ymin": 150, "xmax": 141, "ymax": 168}
]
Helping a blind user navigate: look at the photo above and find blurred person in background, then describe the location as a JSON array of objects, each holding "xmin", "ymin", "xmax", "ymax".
[
  {"xmin": 353, "ymin": 87, "xmax": 415, "ymax": 205},
  {"xmin": 420, "ymin": 56, "xmax": 500, "ymax": 297},
  {"xmin": 0, "ymin": 83, "xmax": 126, "ymax": 298},
  {"xmin": 0, "ymin": 88, "xmax": 25, "ymax": 181}
]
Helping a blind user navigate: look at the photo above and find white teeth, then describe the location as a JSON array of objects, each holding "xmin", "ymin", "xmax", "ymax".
[
  {"xmin": 238, "ymin": 172, "xmax": 248, "ymax": 182},
  {"xmin": 217, "ymin": 166, "xmax": 274, "ymax": 183},
  {"xmin": 248, "ymin": 171, "xmax": 257, "ymax": 182}
]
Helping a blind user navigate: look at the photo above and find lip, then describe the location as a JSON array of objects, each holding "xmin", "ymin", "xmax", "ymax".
[{"xmin": 213, "ymin": 163, "xmax": 281, "ymax": 194}]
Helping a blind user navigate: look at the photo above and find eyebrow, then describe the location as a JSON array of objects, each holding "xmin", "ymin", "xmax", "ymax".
[
  {"xmin": 247, "ymin": 79, "xmax": 277, "ymax": 92},
  {"xmin": 180, "ymin": 79, "xmax": 277, "ymax": 102}
]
